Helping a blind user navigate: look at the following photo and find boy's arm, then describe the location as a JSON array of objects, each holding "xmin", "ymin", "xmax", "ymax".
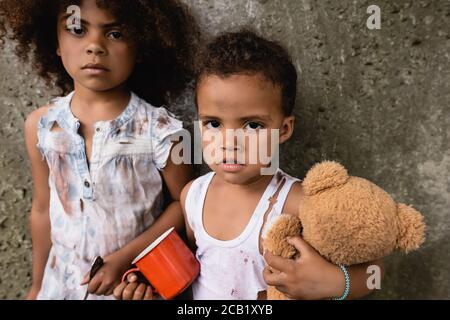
[
  {"xmin": 180, "ymin": 180, "xmax": 196, "ymax": 251},
  {"xmin": 24, "ymin": 107, "xmax": 52, "ymax": 299},
  {"xmin": 345, "ymin": 259, "xmax": 384, "ymax": 299},
  {"xmin": 263, "ymin": 182, "xmax": 385, "ymax": 300}
]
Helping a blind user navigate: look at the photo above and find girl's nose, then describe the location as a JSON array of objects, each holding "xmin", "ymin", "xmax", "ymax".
[
  {"xmin": 86, "ymin": 43, "xmax": 106, "ymax": 56},
  {"xmin": 85, "ymin": 32, "xmax": 107, "ymax": 56}
]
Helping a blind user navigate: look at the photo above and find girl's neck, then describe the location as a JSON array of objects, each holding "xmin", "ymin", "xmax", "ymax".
[{"xmin": 71, "ymin": 83, "xmax": 131, "ymax": 122}]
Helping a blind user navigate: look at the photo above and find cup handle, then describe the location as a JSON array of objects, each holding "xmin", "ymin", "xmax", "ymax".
[
  {"xmin": 121, "ymin": 267, "xmax": 158, "ymax": 294},
  {"xmin": 121, "ymin": 267, "xmax": 140, "ymax": 283}
]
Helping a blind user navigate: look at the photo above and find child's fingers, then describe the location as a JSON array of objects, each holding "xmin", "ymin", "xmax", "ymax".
[
  {"xmin": 133, "ymin": 283, "xmax": 147, "ymax": 300},
  {"xmin": 105, "ymin": 287, "xmax": 115, "ymax": 297},
  {"xmin": 287, "ymin": 236, "xmax": 313, "ymax": 257},
  {"xmin": 96, "ymin": 279, "xmax": 117, "ymax": 296},
  {"xmin": 122, "ymin": 282, "xmax": 139, "ymax": 300},
  {"xmin": 264, "ymin": 250, "xmax": 295, "ymax": 273},
  {"xmin": 262, "ymin": 266, "xmax": 285, "ymax": 286},
  {"xmin": 87, "ymin": 275, "xmax": 102, "ymax": 294},
  {"xmin": 113, "ymin": 282, "xmax": 127, "ymax": 300},
  {"xmin": 80, "ymin": 272, "xmax": 90, "ymax": 286},
  {"xmin": 126, "ymin": 272, "xmax": 138, "ymax": 283},
  {"xmin": 143, "ymin": 286, "xmax": 153, "ymax": 300}
]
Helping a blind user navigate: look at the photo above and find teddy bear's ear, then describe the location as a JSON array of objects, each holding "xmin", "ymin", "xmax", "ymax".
[
  {"xmin": 396, "ymin": 203, "xmax": 426, "ymax": 253},
  {"xmin": 302, "ymin": 161, "xmax": 350, "ymax": 196}
]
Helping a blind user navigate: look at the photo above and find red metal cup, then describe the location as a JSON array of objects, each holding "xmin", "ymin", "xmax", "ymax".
[{"xmin": 121, "ymin": 228, "xmax": 200, "ymax": 300}]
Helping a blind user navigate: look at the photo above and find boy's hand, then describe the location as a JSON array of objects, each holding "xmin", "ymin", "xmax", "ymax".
[
  {"xmin": 80, "ymin": 251, "xmax": 131, "ymax": 297},
  {"xmin": 263, "ymin": 236, "xmax": 344, "ymax": 300},
  {"xmin": 113, "ymin": 273, "xmax": 154, "ymax": 300}
]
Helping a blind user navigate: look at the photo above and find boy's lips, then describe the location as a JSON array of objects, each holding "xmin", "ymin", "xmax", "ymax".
[
  {"xmin": 220, "ymin": 159, "xmax": 245, "ymax": 173},
  {"xmin": 220, "ymin": 163, "xmax": 245, "ymax": 173}
]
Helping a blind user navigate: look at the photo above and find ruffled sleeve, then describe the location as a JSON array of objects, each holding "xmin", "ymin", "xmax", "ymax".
[{"xmin": 150, "ymin": 106, "xmax": 185, "ymax": 170}]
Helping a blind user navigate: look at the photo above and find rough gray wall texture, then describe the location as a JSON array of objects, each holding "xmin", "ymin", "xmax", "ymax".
[{"xmin": 0, "ymin": 0, "xmax": 449, "ymax": 299}]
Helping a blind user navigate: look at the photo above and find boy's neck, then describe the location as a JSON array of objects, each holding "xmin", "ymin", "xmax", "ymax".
[{"xmin": 215, "ymin": 172, "xmax": 275, "ymax": 194}]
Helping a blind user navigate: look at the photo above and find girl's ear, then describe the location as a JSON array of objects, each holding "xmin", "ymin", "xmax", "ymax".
[
  {"xmin": 56, "ymin": 46, "xmax": 61, "ymax": 57},
  {"xmin": 279, "ymin": 115, "xmax": 295, "ymax": 144}
]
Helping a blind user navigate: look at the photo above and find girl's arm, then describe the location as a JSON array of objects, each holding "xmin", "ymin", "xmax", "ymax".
[
  {"xmin": 115, "ymin": 154, "xmax": 193, "ymax": 263},
  {"xmin": 85, "ymin": 143, "xmax": 193, "ymax": 296},
  {"xmin": 112, "ymin": 175, "xmax": 196, "ymax": 300},
  {"xmin": 24, "ymin": 107, "xmax": 53, "ymax": 300}
]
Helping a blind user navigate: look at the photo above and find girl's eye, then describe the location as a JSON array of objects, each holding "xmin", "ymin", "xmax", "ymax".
[
  {"xmin": 67, "ymin": 27, "xmax": 85, "ymax": 37},
  {"xmin": 203, "ymin": 120, "xmax": 221, "ymax": 130},
  {"xmin": 108, "ymin": 31, "xmax": 123, "ymax": 40},
  {"xmin": 244, "ymin": 122, "xmax": 264, "ymax": 131}
]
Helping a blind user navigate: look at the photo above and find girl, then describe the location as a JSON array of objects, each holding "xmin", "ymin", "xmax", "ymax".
[
  {"xmin": 115, "ymin": 31, "xmax": 385, "ymax": 300},
  {"xmin": 0, "ymin": 0, "xmax": 199, "ymax": 300}
]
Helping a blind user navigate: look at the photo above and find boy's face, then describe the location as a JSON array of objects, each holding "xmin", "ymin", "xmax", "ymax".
[
  {"xmin": 197, "ymin": 73, "xmax": 295, "ymax": 185},
  {"xmin": 56, "ymin": 0, "xmax": 137, "ymax": 92}
]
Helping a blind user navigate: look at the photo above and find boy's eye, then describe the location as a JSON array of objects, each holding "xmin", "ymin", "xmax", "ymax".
[
  {"xmin": 67, "ymin": 26, "xmax": 85, "ymax": 37},
  {"xmin": 108, "ymin": 31, "xmax": 123, "ymax": 40},
  {"xmin": 244, "ymin": 122, "xmax": 264, "ymax": 131},
  {"xmin": 203, "ymin": 120, "xmax": 221, "ymax": 130}
]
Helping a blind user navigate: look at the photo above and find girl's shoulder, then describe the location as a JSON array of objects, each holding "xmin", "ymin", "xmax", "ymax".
[
  {"xmin": 30, "ymin": 94, "xmax": 73, "ymax": 131},
  {"xmin": 24, "ymin": 103, "xmax": 56, "ymax": 134},
  {"xmin": 134, "ymin": 95, "xmax": 184, "ymax": 137}
]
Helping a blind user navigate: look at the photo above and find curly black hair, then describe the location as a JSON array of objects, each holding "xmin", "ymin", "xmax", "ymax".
[
  {"xmin": 195, "ymin": 30, "xmax": 298, "ymax": 116},
  {"xmin": 0, "ymin": 0, "xmax": 201, "ymax": 107}
]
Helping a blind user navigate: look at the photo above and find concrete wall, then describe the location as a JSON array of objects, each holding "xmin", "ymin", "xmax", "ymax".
[{"xmin": 0, "ymin": 0, "xmax": 449, "ymax": 299}]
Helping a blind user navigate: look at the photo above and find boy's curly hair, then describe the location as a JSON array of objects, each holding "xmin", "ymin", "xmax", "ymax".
[
  {"xmin": 195, "ymin": 30, "xmax": 298, "ymax": 116},
  {"xmin": 0, "ymin": 0, "xmax": 200, "ymax": 107}
]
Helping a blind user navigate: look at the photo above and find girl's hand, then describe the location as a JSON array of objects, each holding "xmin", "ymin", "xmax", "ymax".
[
  {"xmin": 26, "ymin": 285, "xmax": 41, "ymax": 300},
  {"xmin": 113, "ymin": 273, "xmax": 154, "ymax": 300},
  {"xmin": 80, "ymin": 251, "xmax": 131, "ymax": 297},
  {"xmin": 263, "ymin": 236, "xmax": 345, "ymax": 300}
]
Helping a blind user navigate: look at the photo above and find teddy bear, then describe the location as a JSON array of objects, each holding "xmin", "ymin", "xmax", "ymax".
[{"xmin": 262, "ymin": 161, "xmax": 426, "ymax": 300}]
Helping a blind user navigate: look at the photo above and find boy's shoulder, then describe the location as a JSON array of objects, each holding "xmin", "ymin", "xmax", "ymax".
[
  {"xmin": 180, "ymin": 172, "xmax": 214, "ymax": 209},
  {"xmin": 282, "ymin": 180, "xmax": 305, "ymax": 217}
]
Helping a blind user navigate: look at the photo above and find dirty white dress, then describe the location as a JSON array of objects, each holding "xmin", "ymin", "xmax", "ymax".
[{"xmin": 35, "ymin": 91, "xmax": 184, "ymax": 300}]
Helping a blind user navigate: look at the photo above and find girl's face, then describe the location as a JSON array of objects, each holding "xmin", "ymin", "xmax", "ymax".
[
  {"xmin": 56, "ymin": 0, "xmax": 137, "ymax": 92},
  {"xmin": 197, "ymin": 73, "xmax": 295, "ymax": 185}
]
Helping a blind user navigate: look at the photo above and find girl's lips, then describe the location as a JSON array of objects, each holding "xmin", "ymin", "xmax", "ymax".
[{"xmin": 82, "ymin": 67, "xmax": 109, "ymax": 75}]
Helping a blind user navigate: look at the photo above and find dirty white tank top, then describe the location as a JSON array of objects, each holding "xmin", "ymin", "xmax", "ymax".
[{"xmin": 185, "ymin": 169, "xmax": 300, "ymax": 300}]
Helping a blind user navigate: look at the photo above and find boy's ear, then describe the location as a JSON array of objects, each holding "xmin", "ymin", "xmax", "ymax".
[{"xmin": 279, "ymin": 115, "xmax": 295, "ymax": 144}]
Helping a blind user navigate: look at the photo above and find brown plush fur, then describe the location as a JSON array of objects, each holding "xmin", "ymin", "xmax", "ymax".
[{"xmin": 263, "ymin": 161, "xmax": 426, "ymax": 300}]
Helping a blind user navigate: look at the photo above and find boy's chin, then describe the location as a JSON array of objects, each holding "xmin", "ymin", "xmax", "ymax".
[{"xmin": 215, "ymin": 166, "xmax": 269, "ymax": 185}]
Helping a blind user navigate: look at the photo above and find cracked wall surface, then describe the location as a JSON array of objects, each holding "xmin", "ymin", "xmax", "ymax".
[{"xmin": 0, "ymin": 0, "xmax": 449, "ymax": 299}]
